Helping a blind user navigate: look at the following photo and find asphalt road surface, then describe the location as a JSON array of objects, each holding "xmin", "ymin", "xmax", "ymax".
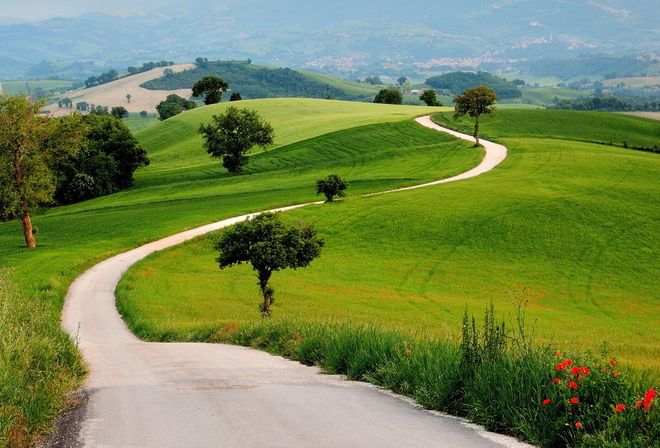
[{"xmin": 59, "ymin": 118, "xmax": 531, "ymax": 447}]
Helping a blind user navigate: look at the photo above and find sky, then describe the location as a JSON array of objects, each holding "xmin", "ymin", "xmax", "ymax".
[{"xmin": 0, "ymin": 0, "xmax": 171, "ymax": 20}]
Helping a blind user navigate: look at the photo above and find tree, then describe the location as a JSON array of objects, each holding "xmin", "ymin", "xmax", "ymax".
[
  {"xmin": 316, "ymin": 174, "xmax": 349, "ymax": 202},
  {"xmin": 373, "ymin": 88, "xmax": 403, "ymax": 105},
  {"xmin": 452, "ymin": 86, "xmax": 498, "ymax": 146},
  {"xmin": 0, "ymin": 96, "xmax": 86, "ymax": 247},
  {"xmin": 364, "ymin": 76, "xmax": 382, "ymax": 85},
  {"xmin": 156, "ymin": 94, "xmax": 196, "ymax": 120},
  {"xmin": 126, "ymin": 94, "xmax": 132, "ymax": 103},
  {"xmin": 139, "ymin": 110, "xmax": 148, "ymax": 118},
  {"xmin": 111, "ymin": 106, "xmax": 129, "ymax": 118},
  {"xmin": 397, "ymin": 76, "xmax": 407, "ymax": 86},
  {"xmin": 214, "ymin": 213, "xmax": 324, "ymax": 318},
  {"xmin": 230, "ymin": 92, "xmax": 242, "ymax": 101},
  {"xmin": 192, "ymin": 75, "xmax": 229, "ymax": 105},
  {"xmin": 419, "ymin": 89, "xmax": 443, "ymax": 106},
  {"xmin": 198, "ymin": 106, "xmax": 274, "ymax": 174},
  {"xmin": 52, "ymin": 114, "xmax": 149, "ymax": 204}
]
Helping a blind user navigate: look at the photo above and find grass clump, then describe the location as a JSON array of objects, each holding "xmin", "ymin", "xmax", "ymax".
[{"xmin": 0, "ymin": 268, "xmax": 86, "ymax": 448}]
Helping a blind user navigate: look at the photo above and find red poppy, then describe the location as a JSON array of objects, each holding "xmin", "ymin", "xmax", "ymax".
[
  {"xmin": 575, "ymin": 422, "xmax": 582, "ymax": 428},
  {"xmin": 571, "ymin": 398, "xmax": 579, "ymax": 404},
  {"xmin": 568, "ymin": 382, "xmax": 579, "ymax": 389},
  {"xmin": 645, "ymin": 389, "xmax": 658, "ymax": 401},
  {"xmin": 553, "ymin": 378, "xmax": 561, "ymax": 384},
  {"xmin": 556, "ymin": 362, "xmax": 568, "ymax": 370},
  {"xmin": 635, "ymin": 400, "xmax": 644, "ymax": 409},
  {"xmin": 615, "ymin": 405, "xmax": 626, "ymax": 412},
  {"xmin": 610, "ymin": 360, "xmax": 617, "ymax": 366},
  {"xmin": 566, "ymin": 359, "xmax": 574, "ymax": 365},
  {"xmin": 405, "ymin": 350, "xmax": 412, "ymax": 355},
  {"xmin": 612, "ymin": 371, "xmax": 619, "ymax": 377},
  {"xmin": 554, "ymin": 353, "xmax": 562, "ymax": 357},
  {"xmin": 579, "ymin": 367, "xmax": 590, "ymax": 375},
  {"xmin": 571, "ymin": 367, "xmax": 580, "ymax": 376},
  {"xmin": 543, "ymin": 399, "xmax": 551, "ymax": 405}
]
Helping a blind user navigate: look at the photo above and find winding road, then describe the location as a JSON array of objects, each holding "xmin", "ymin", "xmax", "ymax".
[{"xmin": 59, "ymin": 117, "xmax": 524, "ymax": 447}]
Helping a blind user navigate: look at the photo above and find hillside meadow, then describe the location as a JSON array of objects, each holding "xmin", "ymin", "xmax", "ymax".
[
  {"xmin": 115, "ymin": 107, "xmax": 659, "ymax": 375},
  {"xmin": 1, "ymin": 100, "xmax": 658, "ymax": 446}
]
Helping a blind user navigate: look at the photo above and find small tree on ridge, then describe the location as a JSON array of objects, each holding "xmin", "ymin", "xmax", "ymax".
[
  {"xmin": 453, "ymin": 85, "xmax": 497, "ymax": 146},
  {"xmin": 316, "ymin": 174, "xmax": 349, "ymax": 202}
]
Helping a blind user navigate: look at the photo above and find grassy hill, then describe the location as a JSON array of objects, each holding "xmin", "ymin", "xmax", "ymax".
[
  {"xmin": 113, "ymin": 106, "xmax": 660, "ymax": 375},
  {"xmin": 1, "ymin": 100, "xmax": 658, "ymax": 445}
]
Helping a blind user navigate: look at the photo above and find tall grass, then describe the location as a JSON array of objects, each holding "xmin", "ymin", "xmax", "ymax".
[
  {"xmin": 153, "ymin": 303, "xmax": 657, "ymax": 447},
  {"xmin": 0, "ymin": 269, "xmax": 85, "ymax": 448}
]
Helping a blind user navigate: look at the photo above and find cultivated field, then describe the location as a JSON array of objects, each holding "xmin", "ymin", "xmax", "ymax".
[{"xmin": 46, "ymin": 64, "xmax": 195, "ymax": 116}]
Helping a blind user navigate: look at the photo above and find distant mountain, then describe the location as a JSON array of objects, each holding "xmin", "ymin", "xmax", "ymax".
[{"xmin": 1, "ymin": 0, "xmax": 658, "ymax": 80}]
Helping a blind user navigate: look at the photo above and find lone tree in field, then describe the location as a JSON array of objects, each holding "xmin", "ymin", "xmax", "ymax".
[
  {"xmin": 0, "ymin": 95, "xmax": 86, "ymax": 247},
  {"xmin": 419, "ymin": 89, "xmax": 443, "ymax": 107},
  {"xmin": 192, "ymin": 76, "xmax": 229, "ymax": 105},
  {"xmin": 198, "ymin": 106, "xmax": 274, "ymax": 174},
  {"xmin": 316, "ymin": 174, "xmax": 349, "ymax": 202},
  {"xmin": 214, "ymin": 213, "xmax": 324, "ymax": 318},
  {"xmin": 373, "ymin": 88, "xmax": 403, "ymax": 105},
  {"xmin": 452, "ymin": 86, "xmax": 497, "ymax": 146}
]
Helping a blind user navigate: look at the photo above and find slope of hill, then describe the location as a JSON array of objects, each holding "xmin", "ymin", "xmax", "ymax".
[{"xmin": 46, "ymin": 64, "xmax": 195, "ymax": 115}]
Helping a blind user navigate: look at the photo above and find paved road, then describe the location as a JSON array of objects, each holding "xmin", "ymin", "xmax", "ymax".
[{"xmin": 59, "ymin": 118, "xmax": 529, "ymax": 447}]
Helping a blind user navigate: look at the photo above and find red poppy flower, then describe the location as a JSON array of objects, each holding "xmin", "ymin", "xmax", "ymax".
[
  {"xmin": 571, "ymin": 367, "xmax": 580, "ymax": 376},
  {"xmin": 579, "ymin": 367, "xmax": 590, "ymax": 375},
  {"xmin": 543, "ymin": 399, "xmax": 551, "ymax": 405},
  {"xmin": 405, "ymin": 350, "xmax": 412, "ymax": 355},
  {"xmin": 556, "ymin": 362, "xmax": 568, "ymax": 370},
  {"xmin": 635, "ymin": 400, "xmax": 644, "ymax": 409},
  {"xmin": 610, "ymin": 360, "xmax": 617, "ymax": 366},
  {"xmin": 571, "ymin": 398, "xmax": 579, "ymax": 404},
  {"xmin": 645, "ymin": 389, "xmax": 658, "ymax": 401},
  {"xmin": 615, "ymin": 405, "xmax": 626, "ymax": 412},
  {"xmin": 566, "ymin": 359, "xmax": 573, "ymax": 365},
  {"xmin": 553, "ymin": 378, "xmax": 561, "ymax": 384},
  {"xmin": 568, "ymin": 382, "xmax": 579, "ymax": 389},
  {"xmin": 575, "ymin": 422, "xmax": 582, "ymax": 428},
  {"xmin": 554, "ymin": 353, "xmax": 562, "ymax": 357},
  {"xmin": 612, "ymin": 371, "xmax": 619, "ymax": 377}
]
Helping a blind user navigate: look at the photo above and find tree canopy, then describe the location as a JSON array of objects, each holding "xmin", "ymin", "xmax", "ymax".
[
  {"xmin": 426, "ymin": 71, "xmax": 521, "ymax": 99},
  {"xmin": 156, "ymin": 94, "xmax": 196, "ymax": 120},
  {"xmin": 316, "ymin": 174, "xmax": 349, "ymax": 202},
  {"xmin": 214, "ymin": 212, "xmax": 324, "ymax": 317},
  {"xmin": 419, "ymin": 89, "xmax": 443, "ymax": 106},
  {"xmin": 52, "ymin": 114, "xmax": 149, "ymax": 205},
  {"xmin": 0, "ymin": 96, "xmax": 86, "ymax": 247},
  {"xmin": 198, "ymin": 106, "xmax": 274, "ymax": 174},
  {"xmin": 192, "ymin": 75, "xmax": 229, "ymax": 105},
  {"xmin": 453, "ymin": 86, "xmax": 498, "ymax": 146},
  {"xmin": 373, "ymin": 88, "xmax": 403, "ymax": 105}
]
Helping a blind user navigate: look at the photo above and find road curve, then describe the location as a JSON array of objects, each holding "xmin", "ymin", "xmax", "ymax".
[{"xmin": 59, "ymin": 118, "xmax": 525, "ymax": 448}]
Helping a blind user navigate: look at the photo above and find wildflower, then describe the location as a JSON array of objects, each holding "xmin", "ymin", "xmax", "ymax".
[
  {"xmin": 556, "ymin": 362, "xmax": 568, "ymax": 370},
  {"xmin": 615, "ymin": 405, "xmax": 626, "ymax": 412},
  {"xmin": 610, "ymin": 360, "xmax": 617, "ymax": 366},
  {"xmin": 571, "ymin": 367, "xmax": 580, "ymax": 376},
  {"xmin": 645, "ymin": 389, "xmax": 658, "ymax": 401},
  {"xmin": 575, "ymin": 422, "xmax": 583, "ymax": 428},
  {"xmin": 579, "ymin": 367, "xmax": 590, "ymax": 375},
  {"xmin": 554, "ymin": 353, "xmax": 562, "ymax": 357},
  {"xmin": 571, "ymin": 398, "xmax": 579, "ymax": 404},
  {"xmin": 566, "ymin": 359, "xmax": 574, "ymax": 365},
  {"xmin": 292, "ymin": 334, "xmax": 298, "ymax": 339},
  {"xmin": 568, "ymin": 382, "xmax": 579, "ymax": 389},
  {"xmin": 543, "ymin": 399, "xmax": 551, "ymax": 405},
  {"xmin": 405, "ymin": 350, "xmax": 412, "ymax": 355},
  {"xmin": 612, "ymin": 371, "xmax": 619, "ymax": 377},
  {"xmin": 553, "ymin": 378, "xmax": 561, "ymax": 384},
  {"xmin": 635, "ymin": 400, "xmax": 644, "ymax": 409}
]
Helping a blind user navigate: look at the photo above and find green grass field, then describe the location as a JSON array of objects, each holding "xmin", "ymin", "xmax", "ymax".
[
  {"xmin": 114, "ymin": 107, "xmax": 659, "ymax": 374},
  {"xmin": 1, "ymin": 80, "xmax": 75, "ymax": 95}
]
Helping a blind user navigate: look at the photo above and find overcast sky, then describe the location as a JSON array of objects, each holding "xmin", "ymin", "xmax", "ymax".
[{"xmin": 0, "ymin": 0, "xmax": 172, "ymax": 20}]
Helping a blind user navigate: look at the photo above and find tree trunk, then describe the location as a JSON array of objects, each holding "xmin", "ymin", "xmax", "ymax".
[
  {"xmin": 474, "ymin": 114, "xmax": 480, "ymax": 146},
  {"xmin": 258, "ymin": 270, "xmax": 273, "ymax": 318},
  {"xmin": 21, "ymin": 211, "xmax": 36, "ymax": 248}
]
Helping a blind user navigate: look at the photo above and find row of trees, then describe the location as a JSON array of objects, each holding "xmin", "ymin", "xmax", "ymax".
[{"xmin": 0, "ymin": 95, "xmax": 149, "ymax": 247}]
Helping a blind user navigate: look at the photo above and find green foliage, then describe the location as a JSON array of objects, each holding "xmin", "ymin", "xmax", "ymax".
[
  {"xmin": 142, "ymin": 61, "xmax": 359, "ymax": 100},
  {"xmin": 111, "ymin": 106, "xmax": 129, "ymax": 118},
  {"xmin": 427, "ymin": 71, "xmax": 521, "ymax": 99},
  {"xmin": 315, "ymin": 174, "xmax": 349, "ymax": 202},
  {"xmin": 551, "ymin": 95, "xmax": 660, "ymax": 112},
  {"xmin": 214, "ymin": 213, "xmax": 324, "ymax": 317},
  {"xmin": 0, "ymin": 268, "xmax": 86, "ymax": 448},
  {"xmin": 84, "ymin": 69, "xmax": 119, "ymax": 88},
  {"xmin": 453, "ymin": 86, "xmax": 498, "ymax": 145},
  {"xmin": 156, "ymin": 94, "xmax": 196, "ymax": 121},
  {"xmin": 191, "ymin": 75, "xmax": 229, "ymax": 105},
  {"xmin": 198, "ymin": 106, "xmax": 274, "ymax": 174},
  {"xmin": 373, "ymin": 88, "xmax": 403, "ymax": 104},
  {"xmin": 52, "ymin": 114, "xmax": 149, "ymax": 204},
  {"xmin": 364, "ymin": 76, "xmax": 383, "ymax": 85},
  {"xmin": 419, "ymin": 89, "xmax": 442, "ymax": 106}
]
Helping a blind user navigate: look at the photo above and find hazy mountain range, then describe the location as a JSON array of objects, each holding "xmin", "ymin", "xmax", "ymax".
[{"xmin": 1, "ymin": 0, "xmax": 658, "ymax": 80}]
